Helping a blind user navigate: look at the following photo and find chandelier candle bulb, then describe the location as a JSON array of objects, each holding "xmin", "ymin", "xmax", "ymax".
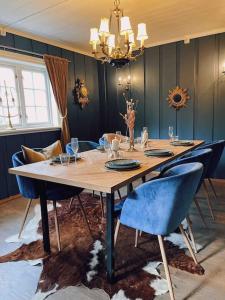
[
  {"xmin": 137, "ymin": 23, "xmax": 148, "ymax": 47},
  {"xmin": 90, "ymin": 28, "xmax": 100, "ymax": 51},
  {"xmin": 120, "ymin": 16, "xmax": 132, "ymax": 35},
  {"xmin": 99, "ymin": 18, "xmax": 110, "ymax": 36}
]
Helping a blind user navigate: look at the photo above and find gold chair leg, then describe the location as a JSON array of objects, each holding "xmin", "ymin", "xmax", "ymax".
[
  {"xmin": 77, "ymin": 195, "xmax": 92, "ymax": 237},
  {"xmin": 203, "ymin": 181, "xmax": 215, "ymax": 220},
  {"xmin": 179, "ymin": 225, "xmax": 198, "ymax": 264},
  {"xmin": 186, "ymin": 216, "xmax": 198, "ymax": 254},
  {"xmin": 100, "ymin": 192, "xmax": 104, "ymax": 218},
  {"xmin": 135, "ymin": 230, "xmax": 139, "ymax": 248},
  {"xmin": 69, "ymin": 197, "xmax": 74, "ymax": 210},
  {"xmin": 18, "ymin": 198, "xmax": 33, "ymax": 239},
  {"xmin": 194, "ymin": 198, "xmax": 207, "ymax": 227},
  {"xmin": 117, "ymin": 189, "xmax": 122, "ymax": 200},
  {"xmin": 53, "ymin": 200, "xmax": 61, "ymax": 252},
  {"xmin": 158, "ymin": 235, "xmax": 175, "ymax": 300},
  {"xmin": 208, "ymin": 178, "xmax": 218, "ymax": 201},
  {"xmin": 114, "ymin": 219, "xmax": 120, "ymax": 246}
]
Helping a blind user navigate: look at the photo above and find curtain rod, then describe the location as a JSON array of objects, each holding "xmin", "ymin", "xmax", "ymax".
[{"xmin": 0, "ymin": 44, "xmax": 71, "ymax": 62}]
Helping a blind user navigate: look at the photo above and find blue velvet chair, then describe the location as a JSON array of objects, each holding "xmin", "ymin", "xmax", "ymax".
[
  {"xmin": 160, "ymin": 148, "xmax": 213, "ymax": 224},
  {"xmin": 12, "ymin": 150, "xmax": 92, "ymax": 251},
  {"xmin": 66, "ymin": 140, "xmax": 99, "ymax": 154},
  {"xmin": 198, "ymin": 140, "xmax": 225, "ymax": 203},
  {"xmin": 116, "ymin": 162, "xmax": 203, "ymax": 300}
]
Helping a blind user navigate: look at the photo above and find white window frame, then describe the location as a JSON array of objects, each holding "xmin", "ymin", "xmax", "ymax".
[{"xmin": 0, "ymin": 52, "xmax": 60, "ymax": 132}]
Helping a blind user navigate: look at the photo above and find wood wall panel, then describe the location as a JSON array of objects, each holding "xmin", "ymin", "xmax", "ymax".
[
  {"xmin": 14, "ymin": 35, "xmax": 32, "ymax": 51},
  {"xmin": 159, "ymin": 43, "xmax": 177, "ymax": 138},
  {"xmin": 0, "ymin": 33, "xmax": 15, "ymax": 47},
  {"xmin": 145, "ymin": 47, "xmax": 160, "ymax": 138},
  {"xmin": 177, "ymin": 40, "xmax": 195, "ymax": 139},
  {"xmin": 130, "ymin": 55, "xmax": 145, "ymax": 137},
  {"xmin": 194, "ymin": 36, "xmax": 216, "ymax": 141},
  {"xmin": 213, "ymin": 33, "xmax": 225, "ymax": 177},
  {"xmin": 0, "ymin": 136, "xmax": 8, "ymax": 199}
]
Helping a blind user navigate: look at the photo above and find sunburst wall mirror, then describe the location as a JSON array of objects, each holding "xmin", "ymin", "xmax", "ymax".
[{"xmin": 167, "ymin": 86, "xmax": 190, "ymax": 110}]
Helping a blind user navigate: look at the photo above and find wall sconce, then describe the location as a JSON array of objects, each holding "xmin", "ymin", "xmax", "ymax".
[
  {"xmin": 223, "ymin": 63, "xmax": 225, "ymax": 74},
  {"xmin": 118, "ymin": 75, "xmax": 131, "ymax": 91}
]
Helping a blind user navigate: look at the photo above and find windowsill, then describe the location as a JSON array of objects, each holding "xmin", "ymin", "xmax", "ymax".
[{"xmin": 0, "ymin": 126, "xmax": 61, "ymax": 136}]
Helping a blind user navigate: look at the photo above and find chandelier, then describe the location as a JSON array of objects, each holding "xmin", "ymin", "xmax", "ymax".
[{"xmin": 89, "ymin": 0, "xmax": 148, "ymax": 68}]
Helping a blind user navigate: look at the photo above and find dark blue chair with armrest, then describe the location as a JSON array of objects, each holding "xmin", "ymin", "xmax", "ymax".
[
  {"xmin": 117, "ymin": 162, "xmax": 203, "ymax": 300},
  {"xmin": 197, "ymin": 140, "xmax": 225, "ymax": 204},
  {"xmin": 12, "ymin": 150, "xmax": 91, "ymax": 251},
  {"xmin": 66, "ymin": 140, "xmax": 99, "ymax": 154}
]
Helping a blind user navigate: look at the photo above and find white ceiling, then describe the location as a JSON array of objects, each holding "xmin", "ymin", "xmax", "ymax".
[{"xmin": 0, "ymin": 0, "xmax": 225, "ymax": 55}]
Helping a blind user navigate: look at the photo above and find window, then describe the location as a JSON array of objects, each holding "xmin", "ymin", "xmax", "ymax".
[{"xmin": 0, "ymin": 55, "xmax": 59, "ymax": 131}]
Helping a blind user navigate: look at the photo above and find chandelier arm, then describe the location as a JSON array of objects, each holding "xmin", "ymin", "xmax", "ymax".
[
  {"xmin": 101, "ymin": 43, "xmax": 110, "ymax": 58},
  {"xmin": 92, "ymin": 51, "xmax": 106, "ymax": 62}
]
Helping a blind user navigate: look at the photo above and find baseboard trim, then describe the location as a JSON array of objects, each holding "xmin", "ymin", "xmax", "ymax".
[{"xmin": 0, "ymin": 194, "xmax": 21, "ymax": 205}]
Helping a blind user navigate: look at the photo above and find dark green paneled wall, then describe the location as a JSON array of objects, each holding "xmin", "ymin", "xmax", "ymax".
[
  {"xmin": 98, "ymin": 33, "xmax": 225, "ymax": 178},
  {"xmin": 0, "ymin": 33, "xmax": 100, "ymax": 141},
  {"xmin": 0, "ymin": 33, "xmax": 100, "ymax": 199}
]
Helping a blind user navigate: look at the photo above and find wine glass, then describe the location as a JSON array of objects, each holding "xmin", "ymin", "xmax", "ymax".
[
  {"xmin": 168, "ymin": 126, "xmax": 174, "ymax": 140},
  {"xmin": 71, "ymin": 138, "xmax": 79, "ymax": 160},
  {"xmin": 103, "ymin": 137, "xmax": 111, "ymax": 158},
  {"xmin": 115, "ymin": 131, "xmax": 122, "ymax": 143}
]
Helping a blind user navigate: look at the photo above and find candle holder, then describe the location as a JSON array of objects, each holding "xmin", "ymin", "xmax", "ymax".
[
  {"xmin": 0, "ymin": 81, "xmax": 21, "ymax": 130},
  {"xmin": 120, "ymin": 93, "xmax": 138, "ymax": 152}
]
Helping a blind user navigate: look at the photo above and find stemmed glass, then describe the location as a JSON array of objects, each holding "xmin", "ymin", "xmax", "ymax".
[
  {"xmin": 115, "ymin": 131, "xmax": 122, "ymax": 143},
  {"xmin": 103, "ymin": 137, "xmax": 111, "ymax": 159},
  {"xmin": 168, "ymin": 126, "xmax": 174, "ymax": 141},
  {"xmin": 71, "ymin": 137, "xmax": 79, "ymax": 162}
]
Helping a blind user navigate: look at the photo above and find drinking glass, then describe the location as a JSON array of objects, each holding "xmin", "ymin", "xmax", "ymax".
[
  {"xmin": 59, "ymin": 153, "xmax": 70, "ymax": 166},
  {"xmin": 71, "ymin": 138, "xmax": 79, "ymax": 157},
  {"xmin": 115, "ymin": 131, "xmax": 122, "ymax": 143},
  {"xmin": 168, "ymin": 126, "xmax": 174, "ymax": 140}
]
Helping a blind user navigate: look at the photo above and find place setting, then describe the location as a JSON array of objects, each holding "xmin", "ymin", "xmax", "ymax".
[{"xmin": 168, "ymin": 126, "xmax": 194, "ymax": 146}]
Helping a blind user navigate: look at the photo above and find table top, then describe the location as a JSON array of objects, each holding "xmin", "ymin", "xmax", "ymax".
[{"xmin": 9, "ymin": 139, "xmax": 204, "ymax": 193}]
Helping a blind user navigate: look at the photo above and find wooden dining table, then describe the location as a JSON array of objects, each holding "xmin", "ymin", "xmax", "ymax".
[{"xmin": 9, "ymin": 139, "xmax": 203, "ymax": 282}]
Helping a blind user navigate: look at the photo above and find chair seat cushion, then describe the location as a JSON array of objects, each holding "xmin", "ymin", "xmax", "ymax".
[{"xmin": 46, "ymin": 182, "xmax": 83, "ymax": 201}]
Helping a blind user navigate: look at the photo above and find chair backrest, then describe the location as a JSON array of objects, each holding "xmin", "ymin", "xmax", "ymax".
[
  {"xmin": 12, "ymin": 149, "xmax": 41, "ymax": 199},
  {"xmin": 66, "ymin": 141, "xmax": 99, "ymax": 154},
  {"xmin": 120, "ymin": 162, "xmax": 203, "ymax": 236},
  {"xmin": 198, "ymin": 140, "xmax": 225, "ymax": 177},
  {"xmin": 161, "ymin": 148, "xmax": 212, "ymax": 191}
]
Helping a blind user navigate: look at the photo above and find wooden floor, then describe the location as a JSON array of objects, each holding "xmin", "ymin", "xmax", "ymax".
[{"xmin": 0, "ymin": 179, "xmax": 225, "ymax": 300}]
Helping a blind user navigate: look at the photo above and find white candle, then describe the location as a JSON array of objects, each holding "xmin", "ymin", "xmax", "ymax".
[{"xmin": 111, "ymin": 138, "xmax": 119, "ymax": 151}]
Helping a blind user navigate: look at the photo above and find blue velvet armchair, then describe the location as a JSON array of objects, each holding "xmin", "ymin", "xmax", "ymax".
[
  {"xmin": 198, "ymin": 140, "xmax": 225, "ymax": 201},
  {"xmin": 66, "ymin": 140, "xmax": 99, "ymax": 155},
  {"xmin": 117, "ymin": 162, "xmax": 203, "ymax": 300},
  {"xmin": 12, "ymin": 150, "xmax": 91, "ymax": 251},
  {"xmin": 160, "ymin": 148, "xmax": 214, "ymax": 222}
]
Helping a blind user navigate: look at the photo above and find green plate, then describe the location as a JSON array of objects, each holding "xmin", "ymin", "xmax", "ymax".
[
  {"xmin": 144, "ymin": 149, "xmax": 174, "ymax": 157},
  {"xmin": 171, "ymin": 140, "xmax": 194, "ymax": 146},
  {"xmin": 105, "ymin": 159, "xmax": 140, "ymax": 170},
  {"xmin": 107, "ymin": 159, "xmax": 139, "ymax": 167}
]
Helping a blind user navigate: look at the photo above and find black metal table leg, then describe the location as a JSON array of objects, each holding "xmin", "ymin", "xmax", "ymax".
[
  {"xmin": 39, "ymin": 181, "xmax": 51, "ymax": 254},
  {"xmin": 127, "ymin": 182, "xmax": 133, "ymax": 194},
  {"xmin": 106, "ymin": 192, "xmax": 115, "ymax": 283}
]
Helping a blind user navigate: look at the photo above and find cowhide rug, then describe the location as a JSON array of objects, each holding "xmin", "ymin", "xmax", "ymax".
[{"xmin": 0, "ymin": 193, "xmax": 204, "ymax": 300}]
